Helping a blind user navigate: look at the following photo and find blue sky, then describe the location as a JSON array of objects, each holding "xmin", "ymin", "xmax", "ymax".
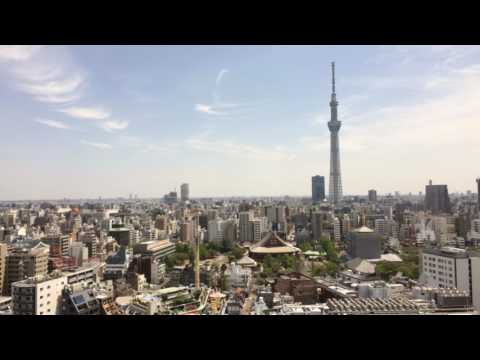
[{"xmin": 1, "ymin": 45, "xmax": 480, "ymax": 200}]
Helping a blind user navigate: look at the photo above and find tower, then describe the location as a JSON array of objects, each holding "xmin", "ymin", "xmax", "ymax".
[{"xmin": 328, "ymin": 62, "xmax": 343, "ymax": 205}]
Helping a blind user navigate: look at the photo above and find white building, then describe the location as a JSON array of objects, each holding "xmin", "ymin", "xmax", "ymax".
[
  {"xmin": 333, "ymin": 217, "xmax": 341, "ymax": 243},
  {"xmin": 224, "ymin": 263, "xmax": 252, "ymax": 289},
  {"xmin": 208, "ymin": 219, "xmax": 226, "ymax": 244},
  {"xmin": 12, "ymin": 273, "xmax": 67, "ymax": 315},
  {"xmin": 416, "ymin": 219, "xmax": 436, "ymax": 246},
  {"xmin": 421, "ymin": 247, "xmax": 480, "ymax": 311}
]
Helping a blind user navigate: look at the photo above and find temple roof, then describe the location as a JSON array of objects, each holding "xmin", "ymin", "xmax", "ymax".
[
  {"xmin": 250, "ymin": 231, "xmax": 300, "ymax": 255},
  {"xmin": 236, "ymin": 255, "xmax": 257, "ymax": 267},
  {"xmin": 346, "ymin": 258, "xmax": 376, "ymax": 274},
  {"xmin": 354, "ymin": 226, "xmax": 374, "ymax": 233}
]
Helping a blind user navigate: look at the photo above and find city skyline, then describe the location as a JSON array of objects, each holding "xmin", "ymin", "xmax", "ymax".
[{"xmin": 2, "ymin": 45, "xmax": 480, "ymax": 200}]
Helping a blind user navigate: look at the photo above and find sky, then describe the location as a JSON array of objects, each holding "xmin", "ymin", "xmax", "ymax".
[{"xmin": 1, "ymin": 45, "xmax": 480, "ymax": 200}]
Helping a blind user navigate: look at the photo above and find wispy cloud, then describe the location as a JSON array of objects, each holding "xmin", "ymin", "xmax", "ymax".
[
  {"xmin": 185, "ymin": 135, "xmax": 296, "ymax": 161},
  {"xmin": 59, "ymin": 106, "xmax": 128, "ymax": 132},
  {"xmin": 216, "ymin": 69, "xmax": 229, "ymax": 86},
  {"xmin": 195, "ymin": 104, "xmax": 226, "ymax": 115},
  {"xmin": 0, "ymin": 46, "xmax": 45, "ymax": 62},
  {"xmin": 116, "ymin": 135, "xmax": 178, "ymax": 153},
  {"xmin": 80, "ymin": 140, "xmax": 112, "ymax": 150},
  {"xmin": 98, "ymin": 120, "xmax": 129, "ymax": 132},
  {"xmin": 0, "ymin": 46, "xmax": 86, "ymax": 105},
  {"xmin": 59, "ymin": 106, "xmax": 111, "ymax": 120},
  {"xmin": 34, "ymin": 118, "xmax": 70, "ymax": 130}
]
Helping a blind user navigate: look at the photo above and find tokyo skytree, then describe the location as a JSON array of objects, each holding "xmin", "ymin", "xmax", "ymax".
[{"xmin": 328, "ymin": 62, "xmax": 343, "ymax": 205}]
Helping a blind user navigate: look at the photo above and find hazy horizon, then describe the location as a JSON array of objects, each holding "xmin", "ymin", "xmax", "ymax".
[{"xmin": 1, "ymin": 45, "xmax": 480, "ymax": 200}]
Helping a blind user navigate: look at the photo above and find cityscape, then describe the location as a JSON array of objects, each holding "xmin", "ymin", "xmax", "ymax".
[{"xmin": 1, "ymin": 45, "xmax": 480, "ymax": 315}]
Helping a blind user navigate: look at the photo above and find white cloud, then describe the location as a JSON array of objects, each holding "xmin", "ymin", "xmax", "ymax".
[
  {"xmin": 34, "ymin": 118, "xmax": 70, "ymax": 129},
  {"xmin": 98, "ymin": 120, "xmax": 129, "ymax": 132},
  {"xmin": 59, "ymin": 106, "xmax": 111, "ymax": 120},
  {"xmin": 80, "ymin": 140, "xmax": 112, "ymax": 150},
  {"xmin": 195, "ymin": 104, "xmax": 225, "ymax": 115},
  {"xmin": 0, "ymin": 46, "xmax": 86, "ymax": 105},
  {"xmin": 0, "ymin": 46, "xmax": 44, "ymax": 62}
]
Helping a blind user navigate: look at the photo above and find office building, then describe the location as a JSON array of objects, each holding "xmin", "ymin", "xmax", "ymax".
[
  {"xmin": 312, "ymin": 176, "xmax": 326, "ymax": 203},
  {"xmin": 5, "ymin": 247, "xmax": 49, "ymax": 295},
  {"xmin": 180, "ymin": 220, "xmax": 194, "ymax": 243},
  {"xmin": 223, "ymin": 219, "xmax": 238, "ymax": 245},
  {"xmin": 346, "ymin": 226, "xmax": 382, "ymax": 260},
  {"xmin": 208, "ymin": 219, "xmax": 226, "ymax": 244},
  {"xmin": 180, "ymin": 183, "xmax": 189, "ymax": 202},
  {"xmin": 421, "ymin": 247, "xmax": 480, "ymax": 311},
  {"xmin": 311, "ymin": 212, "xmax": 323, "ymax": 241},
  {"xmin": 333, "ymin": 217, "xmax": 341, "ymax": 243},
  {"xmin": 239, "ymin": 211, "xmax": 253, "ymax": 243},
  {"xmin": 132, "ymin": 240, "xmax": 176, "ymax": 284},
  {"xmin": 248, "ymin": 219, "xmax": 263, "ymax": 243},
  {"xmin": 368, "ymin": 189, "xmax": 377, "ymax": 203},
  {"xmin": 104, "ymin": 246, "xmax": 130, "ymax": 280},
  {"xmin": 477, "ymin": 178, "xmax": 480, "ymax": 212},
  {"xmin": 425, "ymin": 180, "xmax": 451, "ymax": 214},
  {"xmin": 164, "ymin": 191, "xmax": 178, "ymax": 205},
  {"xmin": 328, "ymin": 62, "xmax": 343, "ymax": 205}
]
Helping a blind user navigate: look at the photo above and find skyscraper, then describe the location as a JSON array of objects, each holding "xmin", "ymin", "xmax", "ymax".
[
  {"xmin": 180, "ymin": 183, "xmax": 189, "ymax": 202},
  {"xmin": 312, "ymin": 175, "xmax": 325, "ymax": 203},
  {"xmin": 425, "ymin": 180, "xmax": 451, "ymax": 214},
  {"xmin": 328, "ymin": 62, "xmax": 343, "ymax": 205},
  {"xmin": 477, "ymin": 178, "xmax": 480, "ymax": 211},
  {"xmin": 368, "ymin": 189, "xmax": 377, "ymax": 203}
]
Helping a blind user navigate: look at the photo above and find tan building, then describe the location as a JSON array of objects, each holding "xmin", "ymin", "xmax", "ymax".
[
  {"xmin": 5, "ymin": 247, "xmax": 49, "ymax": 295},
  {"xmin": 0, "ymin": 243, "xmax": 6, "ymax": 295}
]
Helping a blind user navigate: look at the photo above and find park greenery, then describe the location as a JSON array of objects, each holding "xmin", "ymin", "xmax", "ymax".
[
  {"xmin": 164, "ymin": 241, "xmax": 245, "ymax": 269},
  {"xmin": 375, "ymin": 246, "xmax": 419, "ymax": 281},
  {"xmin": 260, "ymin": 254, "xmax": 302, "ymax": 278}
]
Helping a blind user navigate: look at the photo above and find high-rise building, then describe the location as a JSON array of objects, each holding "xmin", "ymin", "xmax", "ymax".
[
  {"xmin": 239, "ymin": 211, "xmax": 253, "ymax": 243},
  {"xmin": 476, "ymin": 178, "xmax": 480, "ymax": 211},
  {"xmin": 180, "ymin": 183, "xmax": 189, "ymax": 202},
  {"xmin": 208, "ymin": 219, "xmax": 226, "ymax": 244},
  {"xmin": 248, "ymin": 219, "xmax": 262, "ymax": 243},
  {"xmin": 207, "ymin": 209, "xmax": 218, "ymax": 221},
  {"xmin": 333, "ymin": 217, "xmax": 341, "ymax": 243},
  {"xmin": 180, "ymin": 220, "xmax": 194, "ymax": 243},
  {"xmin": 312, "ymin": 176, "xmax": 326, "ymax": 203},
  {"xmin": 311, "ymin": 212, "xmax": 323, "ymax": 241},
  {"xmin": 368, "ymin": 189, "xmax": 377, "ymax": 203},
  {"xmin": 425, "ymin": 180, "xmax": 451, "ymax": 214},
  {"xmin": 328, "ymin": 62, "xmax": 343, "ymax": 205}
]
